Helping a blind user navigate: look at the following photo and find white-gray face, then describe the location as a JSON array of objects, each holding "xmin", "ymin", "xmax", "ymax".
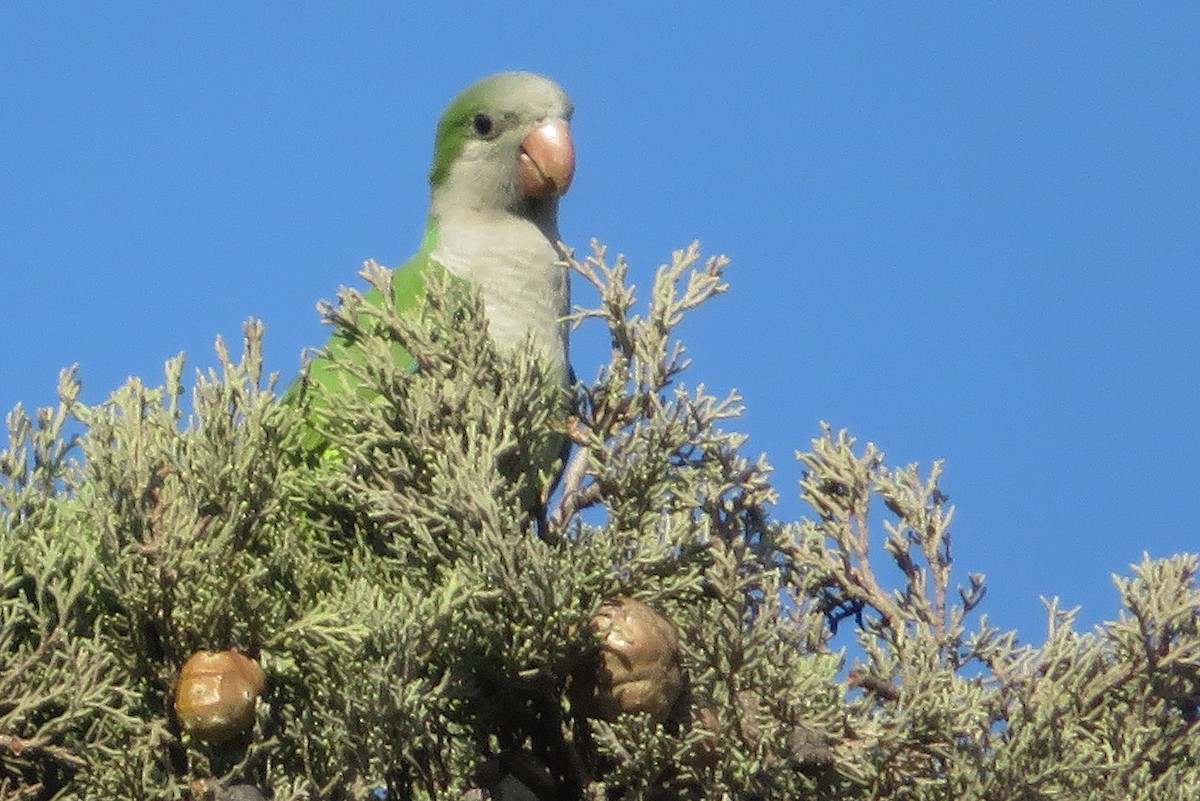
[{"xmin": 431, "ymin": 72, "xmax": 575, "ymax": 222}]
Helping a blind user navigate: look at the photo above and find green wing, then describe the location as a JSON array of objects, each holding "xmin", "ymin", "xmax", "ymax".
[
  {"xmin": 303, "ymin": 255, "xmax": 430, "ymax": 396},
  {"xmin": 286, "ymin": 239, "xmax": 440, "ymax": 456}
]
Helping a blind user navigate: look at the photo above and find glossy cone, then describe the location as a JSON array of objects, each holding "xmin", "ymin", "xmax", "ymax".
[{"xmin": 174, "ymin": 650, "xmax": 266, "ymax": 745}]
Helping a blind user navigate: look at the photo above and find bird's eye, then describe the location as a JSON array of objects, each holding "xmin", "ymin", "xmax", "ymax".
[{"xmin": 471, "ymin": 113, "xmax": 494, "ymax": 137}]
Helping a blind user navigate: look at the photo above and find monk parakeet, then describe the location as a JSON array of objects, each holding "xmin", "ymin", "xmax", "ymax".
[{"xmin": 291, "ymin": 72, "xmax": 576, "ymax": 507}]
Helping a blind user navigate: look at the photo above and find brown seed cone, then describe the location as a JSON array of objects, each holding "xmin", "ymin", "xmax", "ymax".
[
  {"xmin": 174, "ymin": 650, "xmax": 265, "ymax": 744},
  {"xmin": 569, "ymin": 598, "xmax": 683, "ymax": 723}
]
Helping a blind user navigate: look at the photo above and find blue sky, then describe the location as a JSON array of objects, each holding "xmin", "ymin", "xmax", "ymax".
[{"xmin": 3, "ymin": 5, "xmax": 1197, "ymax": 643}]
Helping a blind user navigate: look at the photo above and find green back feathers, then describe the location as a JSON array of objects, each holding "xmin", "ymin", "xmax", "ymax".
[
  {"xmin": 303, "ymin": 222, "xmax": 440, "ymax": 392},
  {"xmin": 289, "ymin": 222, "xmax": 441, "ymax": 454}
]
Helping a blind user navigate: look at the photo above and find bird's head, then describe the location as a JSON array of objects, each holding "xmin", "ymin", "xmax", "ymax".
[{"xmin": 429, "ymin": 72, "xmax": 575, "ymax": 223}]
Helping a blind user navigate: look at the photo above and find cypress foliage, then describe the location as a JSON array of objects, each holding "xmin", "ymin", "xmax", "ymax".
[{"xmin": 1, "ymin": 243, "xmax": 1197, "ymax": 800}]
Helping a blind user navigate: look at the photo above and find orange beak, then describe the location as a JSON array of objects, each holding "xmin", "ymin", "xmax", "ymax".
[{"xmin": 518, "ymin": 118, "xmax": 575, "ymax": 199}]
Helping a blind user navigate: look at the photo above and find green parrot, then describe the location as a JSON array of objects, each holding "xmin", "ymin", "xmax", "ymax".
[{"xmin": 290, "ymin": 71, "xmax": 576, "ymax": 510}]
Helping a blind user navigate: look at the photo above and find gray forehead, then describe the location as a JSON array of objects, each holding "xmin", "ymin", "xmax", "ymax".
[{"xmin": 472, "ymin": 72, "xmax": 573, "ymax": 120}]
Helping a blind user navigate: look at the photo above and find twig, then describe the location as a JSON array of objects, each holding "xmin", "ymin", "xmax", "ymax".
[
  {"xmin": 548, "ymin": 420, "xmax": 600, "ymax": 531},
  {"xmin": 0, "ymin": 733, "xmax": 86, "ymax": 769}
]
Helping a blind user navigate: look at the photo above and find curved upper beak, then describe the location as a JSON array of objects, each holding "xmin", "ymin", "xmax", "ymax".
[{"xmin": 518, "ymin": 118, "xmax": 575, "ymax": 199}]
